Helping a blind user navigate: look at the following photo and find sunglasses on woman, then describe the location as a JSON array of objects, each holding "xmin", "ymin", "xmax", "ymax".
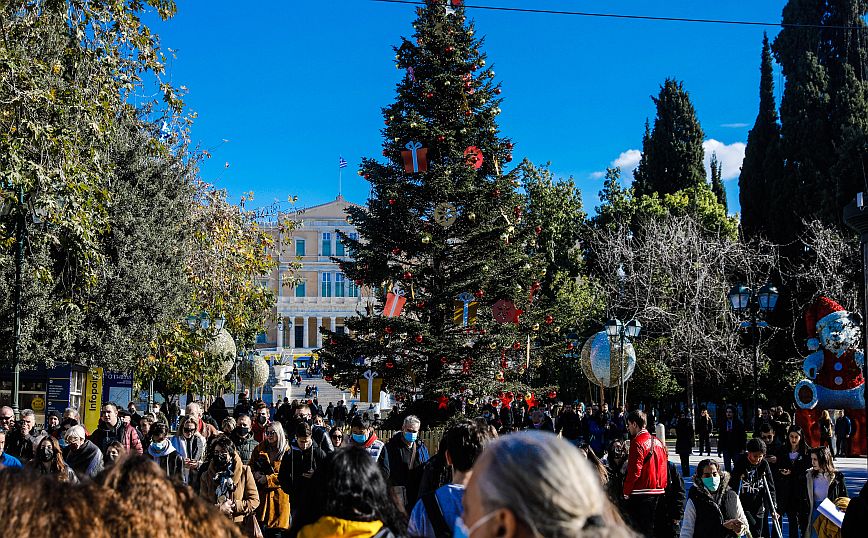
[{"xmin": 183, "ymin": 428, "xmax": 196, "ymax": 434}]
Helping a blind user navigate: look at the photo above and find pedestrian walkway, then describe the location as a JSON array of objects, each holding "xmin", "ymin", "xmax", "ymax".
[
  {"xmin": 666, "ymin": 440, "xmax": 867, "ymax": 536},
  {"xmin": 290, "ymin": 369, "xmax": 346, "ymax": 406}
]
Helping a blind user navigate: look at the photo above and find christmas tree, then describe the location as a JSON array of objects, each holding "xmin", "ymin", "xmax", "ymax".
[{"xmin": 319, "ymin": 1, "xmax": 546, "ymax": 408}]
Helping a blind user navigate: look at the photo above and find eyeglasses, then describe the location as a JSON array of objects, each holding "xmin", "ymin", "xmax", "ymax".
[
  {"xmin": 266, "ymin": 431, "xmax": 277, "ymax": 436},
  {"xmin": 183, "ymin": 428, "xmax": 196, "ymax": 434},
  {"xmin": 0, "ymin": 415, "xmax": 13, "ymax": 421},
  {"xmin": 331, "ymin": 434, "xmax": 342, "ymax": 439}
]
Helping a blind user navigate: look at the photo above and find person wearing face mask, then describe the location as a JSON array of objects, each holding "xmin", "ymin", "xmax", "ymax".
[
  {"xmin": 146, "ymin": 422, "xmax": 183, "ymax": 480},
  {"xmin": 252, "ymin": 403, "xmax": 271, "ymax": 443},
  {"xmin": 170, "ymin": 415, "xmax": 207, "ymax": 485},
  {"xmin": 728, "ymin": 438, "xmax": 778, "ymax": 538},
  {"xmin": 348, "ymin": 415, "xmax": 390, "ymax": 479},
  {"xmin": 103, "ymin": 441, "xmax": 125, "ymax": 468},
  {"xmin": 63, "ymin": 425, "xmax": 103, "ymax": 479},
  {"xmin": 680, "ymin": 458, "xmax": 749, "ymax": 538},
  {"xmin": 26, "ymin": 436, "xmax": 78, "ymax": 483},
  {"xmin": 278, "ymin": 422, "xmax": 326, "ymax": 519},
  {"xmin": 385, "ymin": 415, "xmax": 430, "ymax": 514},
  {"xmin": 198, "ymin": 434, "xmax": 260, "ymax": 529},
  {"xmin": 230, "ymin": 414, "xmax": 260, "ymax": 465}
]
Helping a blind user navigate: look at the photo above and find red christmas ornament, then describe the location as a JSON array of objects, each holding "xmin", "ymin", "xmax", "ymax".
[
  {"xmin": 329, "ymin": 339, "xmax": 336, "ymax": 345},
  {"xmin": 566, "ymin": 342, "xmax": 574, "ymax": 351},
  {"xmin": 440, "ymin": 355, "xmax": 448, "ymax": 364},
  {"xmin": 426, "ymin": 92, "xmax": 434, "ymax": 99},
  {"xmin": 462, "ymin": 358, "xmax": 472, "ymax": 374},
  {"xmin": 513, "ymin": 205, "xmax": 522, "ymax": 218},
  {"xmin": 415, "ymin": 334, "xmax": 424, "ymax": 344},
  {"xmin": 324, "ymin": 375, "xmax": 333, "ymax": 382},
  {"xmin": 506, "ymin": 142, "xmax": 515, "ymax": 150},
  {"xmin": 474, "ymin": 289, "xmax": 485, "ymax": 299},
  {"xmin": 492, "ymin": 188, "xmax": 501, "ymax": 198},
  {"xmin": 544, "ymin": 314, "xmax": 554, "ymax": 325},
  {"xmin": 511, "ymin": 341, "xmax": 522, "ymax": 351},
  {"xmin": 534, "ymin": 225, "xmax": 542, "ymax": 235},
  {"xmin": 494, "ymin": 88, "xmax": 502, "ymax": 95},
  {"xmin": 385, "ymin": 326, "xmax": 394, "ymax": 335},
  {"xmin": 437, "ymin": 135, "xmax": 446, "ymax": 142},
  {"xmin": 416, "ymin": 301, "xmax": 426, "ymax": 309},
  {"xmin": 382, "ymin": 149, "xmax": 388, "ymax": 156},
  {"xmin": 464, "ymin": 110, "xmax": 472, "ymax": 117},
  {"xmin": 355, "ymin": 279, "xmax": 364, "ymax": 286},
  {"xmin": 463, "ymin": 146, "xmax": 484, "ymax": 169},
  {"xmin": 445, "ymin": 46, "xmax": 454, "ymax": 54},
  {"xmin": 388, "ymin": 198, "xmax": 396, "ymax": 205},
  {"xmin": 436, "ymin": 395, "xmax": 449, "ymax": 410},
  {"xmin": 391, "ymin": 247, "xmax": 401, "ymax": 255},
  {"xmin": 385, "ymin": 360, "xmax": 395, "ymax": 369},
  {"xmin": 548, "ymin": 390, "xmax": 558, "ymax": 400},
  {"xmin": 531, "ymin": 281, "xmax": 541, "ymax": 291},
  {"xmin": 403, "ymin": 271, "xmax": 413, "ymax": 280},
  {"xmin": 505, "ymin": 154, "xmax": 513, "ymax": 163}
]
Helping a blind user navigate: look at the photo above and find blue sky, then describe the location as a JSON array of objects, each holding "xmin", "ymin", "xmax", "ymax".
[{"xmin": 148, "ymin": 1, "xmax": 789, "ymax": 213}]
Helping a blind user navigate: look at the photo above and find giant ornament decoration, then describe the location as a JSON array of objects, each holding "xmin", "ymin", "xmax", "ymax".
[{"xmin": 580, "ymin": 331, "xmax": 637, "ymax": 389}]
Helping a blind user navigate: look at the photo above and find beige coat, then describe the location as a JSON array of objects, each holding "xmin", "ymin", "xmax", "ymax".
[{"xmin": 199, "ymin": 452, "xmax": 260, "ymax": 524}]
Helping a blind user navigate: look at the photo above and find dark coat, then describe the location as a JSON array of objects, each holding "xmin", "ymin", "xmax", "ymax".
[
  {"xmin": 718, "ymin": 417, "xmax": 746, "ymax": 453},
  {"xmin": 675, "ymin": 417, "xmax": 695, "ymax": 455},
  {"xmin": 685, "ymin": 474, "xmax": 743, "ymax": 538},
  {"xmin": 654, "ymin": 461, "xmax": 686, "ymax": 538},
  {"xmin": 842, "ymin": 482, "xmax": 868, "ymax": 538},
  {"xmin": 278, "ymin": 440, "xmax": 326, "ymax": 503},
  {"xmin": 728, "ymin": 454, "xmax": 777, "ymax": 514},
  {"xmin": 384, "ymin": 433, "xmax": 429, "ymax": 510},
  {"xmin": 773, "ymin": 446, "xmax": 810, "ymax": 512},
  {"xmin": 696, "ymin": 414, "xmax": 713, "ymax": 436}
]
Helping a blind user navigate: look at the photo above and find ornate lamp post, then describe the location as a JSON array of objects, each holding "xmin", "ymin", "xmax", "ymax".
[
  {"xmin": 604, "ymin": 318, "xmax": 642, "ymax": 407},
  {"xmin": 1, "ymin": 185, "xmax": 48, "ymax": 419},
  {"xmin": 727, "ymin": 282, "xmax": 779, "ymax": 422},
  {"xmin": 184, "ymin": 311, "xmax": 226, "ymax": 401}
]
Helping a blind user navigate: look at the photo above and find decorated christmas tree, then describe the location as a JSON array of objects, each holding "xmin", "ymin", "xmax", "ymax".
[{"xmin": 319, "ymin": 1, "xmax": 547, "ymax": 407}]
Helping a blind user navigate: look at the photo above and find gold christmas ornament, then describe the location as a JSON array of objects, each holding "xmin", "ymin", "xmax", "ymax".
[
  {"xmin": 532, "ymin": 323, "xmax": 540, "ymax": 331},
  {"xmin": 467, "ymin": 212, "xmax": 476, "ymax": 222},
  {"xmin": 434, "ymin": 202, "xmax": 458, "ymax": 228},
  {"xmin": 421, "ymin": 233, "xmax": 432, "ymax": 244}
]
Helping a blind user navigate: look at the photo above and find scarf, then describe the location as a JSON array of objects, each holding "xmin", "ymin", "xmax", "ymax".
[
  {"xmin": 66, "ymin": 440, "xmax": 101, "ymax": 476},
  {"xmin": 147, "ymin": 439, "xmax": 176, "ymax": 459},
  {"xmin": 214, "ymin": 458, "xmax": 236, "ymax": 502}
]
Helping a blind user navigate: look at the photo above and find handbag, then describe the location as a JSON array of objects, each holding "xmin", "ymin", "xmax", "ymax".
[{"xmin": 243, "ymin": 513, "xmax": 263, "ymax": 538}]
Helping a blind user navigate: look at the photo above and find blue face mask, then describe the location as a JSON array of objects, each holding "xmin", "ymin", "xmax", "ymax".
[
  {"xmin": 702, "ymin": 475, "xmax": 721, "ymax": 492},
  {"xmin": 351, "ymin": 433, "xmax": 368, "ymax": 444},
  {"xmin": 404, "ymin": 431, "xmax": 418, "ymax": 443},
  {"xmin": 455, "ymin": 511, "xmax": 498, "ymax": 538}
]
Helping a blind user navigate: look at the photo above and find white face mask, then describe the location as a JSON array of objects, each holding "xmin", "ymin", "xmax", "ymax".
[{"xmin": 454, "ymin": 511, "xmax": 498, "ymax": 538}]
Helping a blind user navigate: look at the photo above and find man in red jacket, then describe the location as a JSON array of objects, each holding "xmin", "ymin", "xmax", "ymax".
[{"xmin": 623, "ymin": 410, "xmax": 668, "ymax": 537}]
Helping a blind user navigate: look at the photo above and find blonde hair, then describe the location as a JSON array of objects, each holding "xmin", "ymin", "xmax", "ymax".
[{"xmin": 475, "ymin": 431, "xmax": 633, "ymax": 538}]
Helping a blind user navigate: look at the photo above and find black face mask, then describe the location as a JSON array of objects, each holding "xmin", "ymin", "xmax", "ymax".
[
  {"xmin": 235, "ymin": 426, "xmax": 250, "ymax": 438},
  {"xmin": 256, "ymin": 415, "xmax": 267, "ymax": 425},
  {"xmin": 38, "ymin": 446, "xmax": 54, "ymax": 462},
  {"xmin": 216, "ymin": 453, "xmax": 231, "ymax": 468}
]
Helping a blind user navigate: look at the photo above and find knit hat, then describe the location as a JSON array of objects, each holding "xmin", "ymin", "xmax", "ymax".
[{"xmin": 804, "ymin": 296, "xmax": 848, "ymax": 351}]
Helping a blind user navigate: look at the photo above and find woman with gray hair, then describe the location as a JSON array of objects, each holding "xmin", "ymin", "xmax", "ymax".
[
  {"xmin": 459, "ymin": 430, "xmax": 632, "ymax": 538},
  {"xmin": 62, "ymin": 425, "xmax": 103, "ymax": 479}
]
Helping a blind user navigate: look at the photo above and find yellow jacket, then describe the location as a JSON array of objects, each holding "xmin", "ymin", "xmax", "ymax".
[{"xmin": 297, "ymin": 516, "xmax": 384, "ymax": 538}]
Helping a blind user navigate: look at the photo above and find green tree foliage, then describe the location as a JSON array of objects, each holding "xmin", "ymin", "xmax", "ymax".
[
  {"xmin": 633, "ymin": 79, "xmax": 708, "ymax": 197},
  {"xmin": 772, "ymin": 0, "xmax": 868, "ymax": 237},
  {"xmin": 320, "ymin": 3, "xmax": 543, "ymax": 401},
  {"xmin": 710, "ymin": 152, "xmax": 727, "ymax": 213},
  {"xmin": 0, "ymin": 1, "xmax": 187, "ymax": 370},
  {"xmin": 740, "ymin": 34, "xmax": 783, "ymax": 241}
]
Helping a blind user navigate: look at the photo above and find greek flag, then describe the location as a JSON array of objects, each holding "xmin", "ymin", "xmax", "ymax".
[{"xmin": 339, "ymin": 156, "xmax": 348, "ymax": 169}]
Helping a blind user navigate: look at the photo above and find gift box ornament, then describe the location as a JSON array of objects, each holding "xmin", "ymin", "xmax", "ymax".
[
  {"xmin": 383, "ymin": 290, "xmax": 407, "ymax": 318},
  {"xmin": 402, "ymin": 141, "xmax": 428, "ymax": 173},
  {"xmin": 453, "ymin": 292, "xmax": 478, "ymax": 326}
]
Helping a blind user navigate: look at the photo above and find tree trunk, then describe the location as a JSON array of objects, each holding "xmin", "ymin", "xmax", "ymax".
[{"xmin": 686, "ymin": 354, "xmax": 696, "ymax": 430}]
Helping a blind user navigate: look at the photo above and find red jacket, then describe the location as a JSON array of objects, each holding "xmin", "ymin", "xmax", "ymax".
[{"xmin": 623, "ymin": 428, "xmax": 667, "ymax": 496}]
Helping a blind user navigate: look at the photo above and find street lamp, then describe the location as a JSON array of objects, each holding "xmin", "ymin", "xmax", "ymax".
[
  {"xmin": 183, "ymin": 311, "xmax": 226, "ymax": 401},
  {"xmin": 1, "ymin": 185, "xmax": 49, "ymax": 419},
  {"xmin": 604, "ymin": 317, "xmax": 641, "ymax": 407},
  {"xmin": 727, "ymin": 282, "xmax": 779, "ymax": 422}
]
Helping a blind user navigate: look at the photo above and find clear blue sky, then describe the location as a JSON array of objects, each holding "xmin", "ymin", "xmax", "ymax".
[{"xmin": 148, "ymin": 1, "xmax": 789, "ymax": 213}]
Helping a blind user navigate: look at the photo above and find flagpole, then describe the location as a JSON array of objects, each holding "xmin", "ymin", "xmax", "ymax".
[{"xmin": 339, "ymin": 167, "xmax": 343, "ymax": 197}]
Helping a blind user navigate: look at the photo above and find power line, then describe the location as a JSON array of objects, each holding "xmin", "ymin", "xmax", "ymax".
[{"xmin": 371, "ymin": 0, "xmax": 868, "ymax": 30}]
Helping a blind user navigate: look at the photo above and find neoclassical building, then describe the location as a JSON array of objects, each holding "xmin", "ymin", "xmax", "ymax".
[{"xmin": 255, "ymin": 195, "xmax": 365, "ymax": 364}]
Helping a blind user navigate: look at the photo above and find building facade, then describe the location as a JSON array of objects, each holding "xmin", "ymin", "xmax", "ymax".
[{"xmin": 255, "ymin": 195, "xmax": 365, "ymax": 364}]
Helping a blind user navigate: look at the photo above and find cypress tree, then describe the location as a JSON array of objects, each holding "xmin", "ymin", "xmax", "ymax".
[
  {"xmin": 710, "ymin": 152, "xmax": 727, "ymax": 213},
  {"xmin": 633, "ymin": 79, "xmax": 707, "ymax": 197},
  {"xmin": 740, "ymin": 34, "xmax": 783, "ymax": 241}
]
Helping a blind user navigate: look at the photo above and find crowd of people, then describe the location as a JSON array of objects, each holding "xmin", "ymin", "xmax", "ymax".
[{"xmin": 1, "ymin": 395, "xmax": 866, "ymax": 538}]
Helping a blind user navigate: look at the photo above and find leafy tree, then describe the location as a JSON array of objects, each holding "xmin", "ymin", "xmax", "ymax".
[
  {"xmin": 633, "ymin": 79, "xmax": 707, "ymax": 197},
  {"xmin": 709, "ymin": 152, "xmax": 727, "ymax": 213},
  {"xmin": 320, "ymin": 3, "xmax": 542, "ymax": 402},
  {"xmin": 740, "ymin": 34, "xmax": 783, "ymax": 241}
]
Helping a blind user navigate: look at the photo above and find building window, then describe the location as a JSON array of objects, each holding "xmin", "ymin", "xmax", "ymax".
[
  {"xmin": 348, "ymin": 278, "xmax": 360, "ymax": 298},
  {"xmin": 321, "ymin": 272, "xmax": 332, "ymax": 297},
  {"xmin": 256, "ymin": 332, "xmax": 268, "ymax": 344},
  {"xmin": 295, "ymin": 325, "xmax": 304, "ymax": 348},
  {"xmin": 295, "ymin": 239, "xmax": 305, "ymax": 257},
  {"xmin": 69, "ymin": 370, "xmax": 85, "ymax": 413},
  {"xmin": 347, "ymin": 232, "xmax": 359, "ymax": 257},
  {"xmin": 336, "ymin": 325, "xmax": 346, "ymax": 335},
  {"xmin": 336, "ymin": 235, "xmax": 345, "ymax": 257},
  {"xmin": 295, "ymin": 280, "xmax": 306, "ymax": 297},
  {"xmin": 321, "ymin": 232, "xmax": 332, "ymax": 256},
  {"xmin": 335, "ymin": 273, "xmax": 345, "ymax": 297}
]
